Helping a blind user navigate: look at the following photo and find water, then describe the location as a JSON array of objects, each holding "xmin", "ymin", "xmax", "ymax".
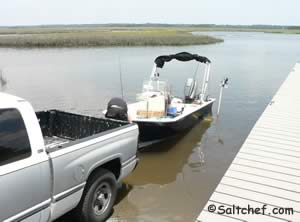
[{"xmin": 0, "ymin": 32, "xmax": 299, "ymax": 221}]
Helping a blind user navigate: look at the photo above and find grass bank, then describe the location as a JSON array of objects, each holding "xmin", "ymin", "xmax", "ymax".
[{"xmin": 0, "ymin": 27, "xmax": 223, "ymax": 48}]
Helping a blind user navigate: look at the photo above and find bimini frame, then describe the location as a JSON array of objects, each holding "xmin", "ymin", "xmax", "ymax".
[{"xmin": 148, "ymin": 52, "xmax": 211, "ymax": 103}]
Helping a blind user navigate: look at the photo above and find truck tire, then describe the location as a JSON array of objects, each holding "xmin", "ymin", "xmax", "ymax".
[{"xmin": 77, "ymin": 169, "xmax": 117, "ymax": 222}]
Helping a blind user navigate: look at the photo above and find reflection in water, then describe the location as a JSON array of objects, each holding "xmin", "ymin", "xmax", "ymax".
[
  {"xmin": 188, "ymin": 142, "xmax": 205, "ymax": 170},
  {"xmin": 0, "ymin": 69, "xmax": 7, "ymax": 91},
  {"xmin": 215, "ymin": 118, "xmax": 225, "ymax": 145},
  {"xmin": 125, "ymin": 119, "xmax": 212, "ymax": 186},
  {"xmin": 110, "ymin": 119, "xmax": 212, "ymax": 222}
]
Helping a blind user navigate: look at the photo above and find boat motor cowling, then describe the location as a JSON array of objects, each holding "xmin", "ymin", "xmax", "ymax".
[
  {"xmin": 105, "ymin": 97, "xmax": 128, "ymax": 121},
  {"xmin": 184, "ymin": 78, "xmax": 198, "ymax": 103}
]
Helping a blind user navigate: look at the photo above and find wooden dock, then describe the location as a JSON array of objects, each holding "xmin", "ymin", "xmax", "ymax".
[{"xmin": 197, "ymin": 63, "xmax": 300, "ymax": 222}]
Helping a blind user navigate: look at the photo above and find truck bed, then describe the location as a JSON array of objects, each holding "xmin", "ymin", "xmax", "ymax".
[{"xmin": 36, "ymin": 110, "xmax": 129, "ymax": 150}]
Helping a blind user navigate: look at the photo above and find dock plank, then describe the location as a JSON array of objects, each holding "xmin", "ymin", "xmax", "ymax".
[
  {"xmin": 197, "ymin": 63, "xmax": 300, "ymax": 221},
  {"xmin": 216, "ymin": 185, "xmax": 300, "ymax": 211},
  {"xmin": 229, "ymin": 164, "xmax": 300, "ymax": 184}
]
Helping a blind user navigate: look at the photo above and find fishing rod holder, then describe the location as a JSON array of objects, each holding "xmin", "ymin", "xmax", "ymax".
[{"xmin": 217, "ymin": 77, "xmax": 229, "ymax": 116}]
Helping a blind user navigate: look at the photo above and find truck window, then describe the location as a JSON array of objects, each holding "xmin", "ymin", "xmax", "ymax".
[{"xmin": 0, "ymin": 109, "xmax": 31, "ymax": 166}]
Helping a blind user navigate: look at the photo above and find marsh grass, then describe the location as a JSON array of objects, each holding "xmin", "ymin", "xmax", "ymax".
[
  {"xmin": 0, "ymin": 27, "xmax": 223, "ymax": 48},
  {"xmin": 2, "ymin": 25, "xmax": 297, "ymax": 48}
]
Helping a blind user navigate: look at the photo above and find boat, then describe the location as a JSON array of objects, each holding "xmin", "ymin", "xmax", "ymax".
[{"xmin": 126, "ymin": 52, "xmax": 216, "ymax": 144}]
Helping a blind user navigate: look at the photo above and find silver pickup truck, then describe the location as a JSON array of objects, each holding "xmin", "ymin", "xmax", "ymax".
[{"xmin": 0, "ymin": 93, "xmax": 139, "ymax": 222}]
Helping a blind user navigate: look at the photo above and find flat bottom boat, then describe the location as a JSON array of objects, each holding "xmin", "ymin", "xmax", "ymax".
[{"xmin": 129, "ymin": 99, "xmax": 214, "ymax": 143}]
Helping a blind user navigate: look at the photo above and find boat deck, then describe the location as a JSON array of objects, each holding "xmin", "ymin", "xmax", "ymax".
[
  {"xmin": 197, "ymin": 63, "xmax": 300, "ymax": 221},
  {"xmin": 129, "ymin": 99, "xmax": 215, "ymax": 123}
]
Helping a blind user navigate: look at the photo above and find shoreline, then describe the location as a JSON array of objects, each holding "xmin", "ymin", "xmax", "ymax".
[
  {"xmin": 0, "ymin": 28, "xmax": 223, "ymax": 48},
  {"xmin": 1, "ymin": 25, "xmax": 299, "ymax": 48}
]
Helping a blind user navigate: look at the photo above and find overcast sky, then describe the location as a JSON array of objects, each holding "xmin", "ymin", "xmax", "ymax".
[{"xmin": 1, "ymin": 0, "xmax": 299, "ymax": 26}]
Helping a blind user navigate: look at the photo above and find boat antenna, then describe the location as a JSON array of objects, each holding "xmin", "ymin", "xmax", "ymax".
[
  {"xmin": 118, "ymin": 56, "xmax": 124, "ymax": 100},
  {"xmin": 0, "ymin": 68, "xmax": 7, "ymax": 91},
  {"xmin": 217, "ymin": 77, "xmax": 229, "ymax": 117},
  {"xmin": 193, "ymin": 62, "xmax": 200, "ymax": 79},
  {"xmin": 192, "ymin": 62, "xmax": 201, "ymax": 98}
]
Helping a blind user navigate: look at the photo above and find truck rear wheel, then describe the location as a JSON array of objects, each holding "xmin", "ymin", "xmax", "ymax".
[{"xmin": 77, "ymin": 169, "xmax": 117, "ymax": 222}]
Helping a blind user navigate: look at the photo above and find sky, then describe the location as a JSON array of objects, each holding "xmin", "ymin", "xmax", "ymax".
[{"xmin": 0, "ymin": 0, "xmax": 299, "ymax": 26}]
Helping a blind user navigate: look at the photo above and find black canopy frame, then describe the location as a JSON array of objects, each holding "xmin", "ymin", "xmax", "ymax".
[{"xmin": 154, "ymin": 52, "xmax": 211, "ymax": 68}]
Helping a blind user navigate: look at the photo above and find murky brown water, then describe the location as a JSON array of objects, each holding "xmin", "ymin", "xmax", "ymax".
[
  {"xmin": 113, "ymin": 119, "xmax": 214, "ymax": 222},
  {"xmin": 1, "ymin": 32, "xmax": 300, "ymax": 221}
]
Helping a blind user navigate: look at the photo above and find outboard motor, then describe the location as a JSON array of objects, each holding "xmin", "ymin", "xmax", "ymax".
[
  {"xmin": 105, "ymin": 97, "xmax": 128, "ymax": 121},
  {"xmin": 184, "ymin": 78, "xmax": 198, "ymax": 103}
]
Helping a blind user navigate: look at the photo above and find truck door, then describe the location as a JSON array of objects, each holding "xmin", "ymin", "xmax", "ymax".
[{"xmin": 0, "ymin": 107, "xmax": 51, "ymax": 222}]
